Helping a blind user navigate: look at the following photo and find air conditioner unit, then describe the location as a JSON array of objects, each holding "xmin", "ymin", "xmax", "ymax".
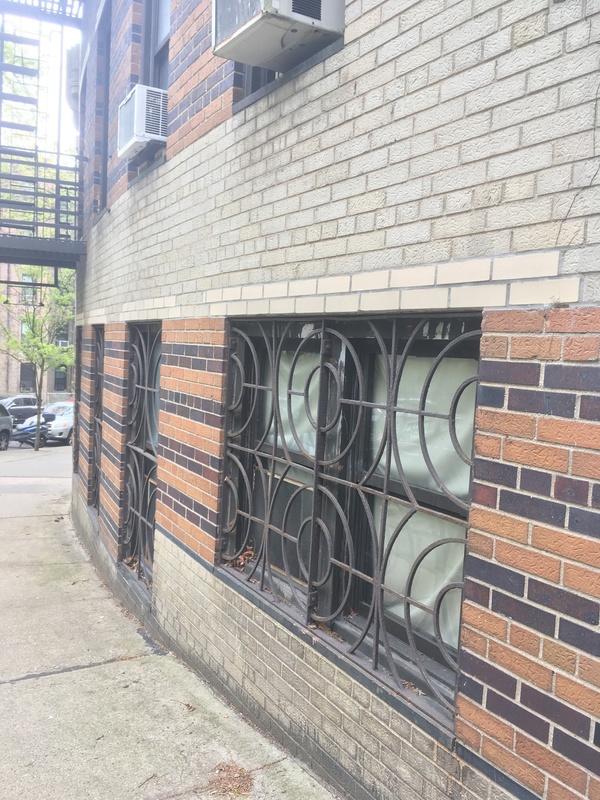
[
  {"xmin": 117, "ymin": 84, "xmax": 168, "ymax": 160},
  {"xmin": 56, "ymin": 340, "xmax": 70, "ymax": 348},
  {"xmin": 212, "ymin": 0, "xmax": 344, "ymax": 74}
]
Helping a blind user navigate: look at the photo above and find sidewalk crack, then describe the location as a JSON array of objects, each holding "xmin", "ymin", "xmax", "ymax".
[{"xmin": 0, "ymin": 654, "xmax": 148, "ymax": 686}]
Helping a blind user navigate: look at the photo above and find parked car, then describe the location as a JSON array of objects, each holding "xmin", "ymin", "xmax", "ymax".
[
  {"xmin": 46, "ymin": 405, "xmax": 74, "ymax": 444},
  {"xmin": 0, "ymin": 395, "xmax": 39, "ymax": 426},
  {"xmin": 19, "ymin": 401, "xmax": 74, "ymax": 445},
  {"xmin": 0, "ymin": 402, "xmax": 12, "ymax": 450}
]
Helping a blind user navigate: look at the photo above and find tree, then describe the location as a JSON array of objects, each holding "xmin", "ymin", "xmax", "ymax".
[{"xmin": 0, "ymin": 266, "xmax": 75, "ymax": 449}]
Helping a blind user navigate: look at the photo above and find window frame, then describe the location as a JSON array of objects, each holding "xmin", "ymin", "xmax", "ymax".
[
  {"xmin": 142, "ymin": 0, "xmax": 170, "ymax": 90},
  {"xmin": 232, "ymin": 38, "xmax": 344, "ymax": 113}
]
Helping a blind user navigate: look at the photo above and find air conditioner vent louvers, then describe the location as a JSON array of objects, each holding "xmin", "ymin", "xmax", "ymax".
[
  {"xmin": 292, "ymin": 0, "xmax": 321, "ymax": 20},
  {"xmin": 144, "ymin": 88, "xmax": 168, "ymax": 138}
]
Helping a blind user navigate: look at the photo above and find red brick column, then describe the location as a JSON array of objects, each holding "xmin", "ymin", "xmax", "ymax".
[
  {"xmin": 167, "ymin": 0, "xmax": 239, "ymax": 160},
  {"xmin": 457, "ymin": 308, "xmax": 600, "ymax": 800},
  {"xmin": 97, "ymin": 323, "xmax": 130, "ymax": 560},
  {"xmin": 76, "ymin": 324, "xmax": 95, "ymax": 504},
  {"xmin": 155, "ymin": 318, "xmax": 227, "ymax": 564}
]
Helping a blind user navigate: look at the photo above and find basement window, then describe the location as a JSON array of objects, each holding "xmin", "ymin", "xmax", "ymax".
[{"xmin": 221, "ymin": 314, "xmax": 481, "ymax": 723}]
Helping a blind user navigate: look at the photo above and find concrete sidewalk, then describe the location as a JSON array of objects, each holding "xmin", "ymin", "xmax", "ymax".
[{"xmin": 0, "ymin": 444, "xmax": 338, "ymax": 800}]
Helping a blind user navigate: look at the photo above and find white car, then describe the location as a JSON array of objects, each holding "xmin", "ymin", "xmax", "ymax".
[{"xmin": 19, "ymin": 401, "xmax": 74, "ymax": 445}]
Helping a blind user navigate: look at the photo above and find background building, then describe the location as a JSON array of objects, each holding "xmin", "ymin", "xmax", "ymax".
[
  {"xmin": 0, "ymin": 5, "xmax": 81, "ymax": 399},
  {"xmin": 73, "ymin": 2, "xmax": 600, "ymax": 799}
]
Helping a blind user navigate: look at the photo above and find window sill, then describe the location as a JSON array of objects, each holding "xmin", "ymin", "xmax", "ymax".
[
  {"xmin": 216, "ymin": 562, "xmax": 456, "ymax": 746},
  {"xmin": 128, "ymin": 150, "xmax": 166, "ymax": 187},
  {"xmin": 232, "ymin": 38, "xmax": 344, "ymax": 115}
]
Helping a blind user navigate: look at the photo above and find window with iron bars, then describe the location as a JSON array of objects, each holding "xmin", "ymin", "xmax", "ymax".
[
  {"xmin": 73, "ymin": 326, "xmax": 82, "ymax": 473},
  {"xmin": 123, "ymin": 323, "xmax": 161, "ymax": 585},
  {"xmin": 221, "ymin": 314, "xmax": 481, "ymax": 727}
]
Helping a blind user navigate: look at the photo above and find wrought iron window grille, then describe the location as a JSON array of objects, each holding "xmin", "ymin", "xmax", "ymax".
[
  {"xmin": 221, "ymin": 315, "xmax": 481, "ymax": 728},
  {"xmin": 73, "ymin": 326, "xmax": 81, "ymax": 472},
  {"xmin": 90, "ymin": 325, "xmax": 104, "ymax": 510},
  {"xmin": 123, "ymin": 323, "xmax": 161, "ymax": 586}
]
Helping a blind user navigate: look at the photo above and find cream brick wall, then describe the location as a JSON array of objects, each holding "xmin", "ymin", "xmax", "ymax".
[
  {"xmin": 147, "ymin": 526, "xmax": 520, "ymax": 800},
  {"xmin": 79, "ymin": 0, "xmax": 600, "ymax": 324}
]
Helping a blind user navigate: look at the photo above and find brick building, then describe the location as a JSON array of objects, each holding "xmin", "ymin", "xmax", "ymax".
[{"xmin": 73, "ymin": 2, "xmax": 600, "ymax": 799}]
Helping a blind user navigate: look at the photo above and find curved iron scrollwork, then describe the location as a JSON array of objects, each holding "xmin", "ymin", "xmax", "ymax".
[
  {"xmin": 123, "ymin": 323, "xmax": 161, "ymax": 585},
  {"xmin": 90, "ymin": 325, "xmax": 104, "ymax": 509},
  {"xmin": 73, "ymin": 327, "xmax": 82, "ymax": 474},
  {"xmin": 221, "ymin": 315, "xmax": 481, "ymax": 723}
]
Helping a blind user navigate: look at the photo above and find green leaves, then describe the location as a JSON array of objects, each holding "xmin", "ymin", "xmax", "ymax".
[{"xmin": 0, "ymin": 266, "xmax": 75, "ymax": 398}]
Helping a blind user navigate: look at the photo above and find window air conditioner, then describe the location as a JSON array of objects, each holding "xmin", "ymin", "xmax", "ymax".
[
  {"xmin": 212, "ymin": 0, "xmax": 344, "ymax": 74},
  {"xmin": 56, "ymin": 340, "xmax": 70, "ymax": 348},
  {"xmin": 117, "ymin": 84, "xmax": 168, "ymax": 160}
]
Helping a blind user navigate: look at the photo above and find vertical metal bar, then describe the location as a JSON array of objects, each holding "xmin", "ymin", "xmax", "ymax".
[
  {"xmin": 371, "ymin": 319, "xmax": 398, "ymax": 671},
  {"xmin": 306, "ymin": 319, "xmax": 331, "ymax": 623}
]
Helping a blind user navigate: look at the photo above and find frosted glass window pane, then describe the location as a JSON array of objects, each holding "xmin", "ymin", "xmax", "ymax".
[
  {"xmin": 273, "ymin": 351, "xmax": 320, "ymax": 457},
  {"xmin": 378, "ymin": 498, "xmax": 466, "ymax": 650},
  {"xmin": 371, "ymin": 355, "xmax": 477, "ymax": 500}
]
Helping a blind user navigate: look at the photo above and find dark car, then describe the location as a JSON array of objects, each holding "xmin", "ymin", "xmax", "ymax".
[
  {"xmin": 0, "ymin": 402, "xmax": 12, "ymax": 450},
  {"xmin": 0, "ymin": 395, "xmax": 39, "ymax": 426}
]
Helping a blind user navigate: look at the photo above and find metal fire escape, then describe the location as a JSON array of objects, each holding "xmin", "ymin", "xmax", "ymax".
[{"xmin": 0, "ymin": 0, "xmax": 84, "ymax": 291}]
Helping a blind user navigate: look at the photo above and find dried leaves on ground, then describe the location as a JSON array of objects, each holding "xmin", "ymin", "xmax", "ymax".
[{"xmin": 202, "ymin": 762, "xmax": 253, "ymax": 797}]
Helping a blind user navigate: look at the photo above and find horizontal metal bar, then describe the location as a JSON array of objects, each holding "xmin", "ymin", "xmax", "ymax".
[
  {"xmin": 0, "ymin": 199, "xmax": 36, "ymax": 209},
  {"xmin": 0, "ymin": 32, "xmax": 40, "ymax": 45},
  {"xmin": 0, "ymin": 0, "xmax": 83, "ymax": 27},
  {"xmin": 0, "ymin": 92, "xmax": 38, "ymax": 105},
  {"xmin": 0, "ymin": 120, "xmax": 36, "ymax": 131},
  {"xmin": 0, "ymin": 62, "xmax": 38, "ymax": 76},
  {"xmin": 0, "ymin": 277, "xmax": 57, "ymax": 288}
]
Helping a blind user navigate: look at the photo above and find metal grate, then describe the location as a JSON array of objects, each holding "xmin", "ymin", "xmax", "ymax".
[
  {"xmin": 73, "ymin": 325, "xmax": 81, "ymax": 473},
  {"xmin": 123, "ymin": 323, "xmax": 161, "ymax": 586},
  {"xmin": 221, "ymin": 315, "xmax": 481, "ymax": 725},
  {"xmin": 144, "ymin": 88, "xmax": 168, "ymax": 139},
  {"xmin": 292, "ymin": 0, "xmax": 321, "ymax": 21},
  {"xmin": 0, "ymin": 146, "xmax": 82, "ymax": 241},
  {"xmin": 0, "ymin": 0, "xmax": 84, "ymax": 23}
]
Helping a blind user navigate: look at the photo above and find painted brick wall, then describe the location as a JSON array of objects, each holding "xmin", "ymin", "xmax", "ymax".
[
  {"xmin": 156, "ymin": 318, "xmax": 227, "ymax": 563},
  {"xmin": 458, "ymin": 307, "xmax": 600, "ymax": 800}
]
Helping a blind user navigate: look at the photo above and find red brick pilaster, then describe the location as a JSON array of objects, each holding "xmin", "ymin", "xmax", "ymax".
[
  {"xmin": 76, "ymin": 324, "xmax": 95, "ymax": 504},
  {"xmin": 97, "ymin": 323, "xmax": 130, "ymax": 559},
  {"xmin": 155, "ymin": 317, "xmax": 227, "ymax": 564},
  {"xmin": 457, "ymin": 308, "xmax": 600, "ymax": 799}
]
